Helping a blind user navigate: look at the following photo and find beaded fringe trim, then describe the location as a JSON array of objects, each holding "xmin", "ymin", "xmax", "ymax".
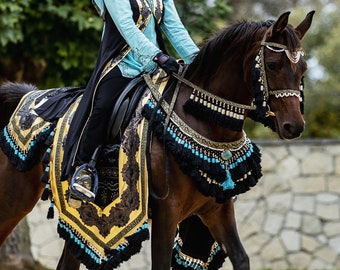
[
  {"xmin": 172, "ymin": 234, "xmax": 224, "ymax": 270},
  {"xmin": 57, "ymin": 219, "xmax": 149, "ymax": 270},
  {"xmin": 142, "ymin": 98, "xmax": 262, "ymax": 203},
  {"xmin": 0, "ymin": 122, "xmax": 56, "ymax": 172},
  {"xmin": 183, "ymin": 88, "xmax": 253, "ymax": 131}
]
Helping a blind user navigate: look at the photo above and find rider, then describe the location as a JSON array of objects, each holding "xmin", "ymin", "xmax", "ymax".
[{"xmin": 63, "ymin": 0, "xmax": 199, "ymax": 208}]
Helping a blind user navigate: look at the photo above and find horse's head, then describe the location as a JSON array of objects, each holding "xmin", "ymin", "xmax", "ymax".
[
  {"xmin": 181, "ymin": 11, "xmax": 314, "ymax": 142},
  {"xmin": 249, "ymin": 11, "xmax": 315, "ymax": 140}
]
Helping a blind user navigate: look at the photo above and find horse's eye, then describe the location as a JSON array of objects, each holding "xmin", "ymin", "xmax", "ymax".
[{"xmin": 266, "ymin": 62, "xmax": 277, "ymax": 71}]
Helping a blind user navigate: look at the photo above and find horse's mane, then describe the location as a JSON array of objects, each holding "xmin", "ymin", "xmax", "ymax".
[{"xmin": 186, "ymin": 19, "xmax": 301, "ymax": 82}]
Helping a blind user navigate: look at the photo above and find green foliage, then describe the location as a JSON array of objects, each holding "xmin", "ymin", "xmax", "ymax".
[
  {"xmin": 0, "ymin": 1, "xmax": 29, "ymax": 46},
  {"xmin": 176, "ymin": 0, "xmax": 232, "ymax": 45},
  {"xmin": 0, "ymin": 0, "xmax": 231, "ymax": 88},
  {"xmin": 0, "ymin": 0, "xmax": 103, "ymax": 87}
]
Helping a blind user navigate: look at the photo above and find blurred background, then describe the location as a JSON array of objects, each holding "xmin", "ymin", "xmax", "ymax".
[{"xmin": 1, "ymin": 1, "xmax": 340, "ymax": 269}]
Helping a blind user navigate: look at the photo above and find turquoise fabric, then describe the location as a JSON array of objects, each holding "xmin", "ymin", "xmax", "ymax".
[{"xmin": 93, "ymin": 0, "xmax": 199, "ymax": 77}]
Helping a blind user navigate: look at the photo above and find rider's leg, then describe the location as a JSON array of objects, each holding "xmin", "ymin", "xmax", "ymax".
[
  {"xmin": 78, "ymin": 68, "xmax": 132, "ymax": 162},
  {"xmin": 68, "ymin": 67, "xmax": 132, "ymax": 207}
]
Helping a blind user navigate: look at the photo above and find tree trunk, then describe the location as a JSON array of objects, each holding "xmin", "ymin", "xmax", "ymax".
[{"xmin": 0, "ymin": 219, "xmax": 51, "ymax": 270}]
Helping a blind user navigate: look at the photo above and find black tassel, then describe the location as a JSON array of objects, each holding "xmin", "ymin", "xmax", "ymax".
[
  {"xmin": 183, "ymin": 99, "xmax": 244, "ymax": 131},
  {"xmin": 40, "ymin": 166, "xmax": 50, "ymax": 183},
  {"xmin": 45, "ymin": 130, "xmax": 55, "ymax": 146},
  {"xmin": 47, "ymin": 202, "xmax": 54, "ymax": 219},
  {"xmin": 41, "ymin": 183, "xmax": 50, "ymax": 201},
  {"xmin": 42, "ymin": 147, "xmax": 51, "ymax": 164}
]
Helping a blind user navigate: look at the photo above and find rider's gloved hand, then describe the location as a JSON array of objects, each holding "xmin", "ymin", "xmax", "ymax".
[{"xmin": 153, "ymin": 52, "xmax": 179, "ymax": 75}]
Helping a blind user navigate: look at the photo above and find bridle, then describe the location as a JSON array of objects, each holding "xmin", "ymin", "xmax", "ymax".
[
  {"xmin": 170, "ymin": 37, "xmax": 305, "ymax": 121},
  {"xmin": 257, "ymin": 39, "xmax": 305, "ymax": 117},
  {"xmin": 146, "ymin": 25, "xmax": 306, "ymax": 131},
  {"xmin": 144, "ymin": 29, "xmax": 306, "ymax": 200}
]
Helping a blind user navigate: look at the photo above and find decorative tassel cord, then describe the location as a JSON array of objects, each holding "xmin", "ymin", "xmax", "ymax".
[{"xmin": 172, "ymin": 72, "xmax": 255, "ymax": 132}]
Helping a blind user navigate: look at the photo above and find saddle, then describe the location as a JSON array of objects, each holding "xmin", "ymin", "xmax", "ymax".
[
  {"xmin": 70, "ymin": 76, "xmax": 147, "ymax": 206},
  {"xmin": 106, "ymin": 76, "xmax": 146, "ymax": 143}
]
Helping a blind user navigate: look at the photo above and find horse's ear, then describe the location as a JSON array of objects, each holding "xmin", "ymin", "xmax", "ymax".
[
  {"xmin": 271, "ymin": 11, "xmax": 291, "ymax": 36},
  {"xmin": 295, "ymin": 11, "xmax": 315, "ymax": 39}
]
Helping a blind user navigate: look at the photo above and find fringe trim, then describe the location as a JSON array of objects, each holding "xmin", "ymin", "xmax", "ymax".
[
  {"xmin": 142, "ymin": 102, "xmax": 262, "ymax": 203},
  {"xmin": 57, "ymin": 219, "xmax": 149, "ymax": 270},
  {"xmin": 0, "ymin": 122, "xmax": 57, "ymax": 172},
  {"xmin": 247, "ymin": 57, "xmax": 275, "ymax": 130},
  {"xmin": 172, "ymin": 236, "xmax": 226, "ymax": 270},
  {"xmin": 183, "ymin": 97, "xmax": 244, "ymax": 132}
]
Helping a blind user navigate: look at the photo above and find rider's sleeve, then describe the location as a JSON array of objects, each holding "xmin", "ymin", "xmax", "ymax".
[
  {"xmin": 104, "ymin": 0, "xmax": 161, "ymax": 72},
  {"xmin": 161, "ymin": 0, "xmax": 199, "ymax": 64}
]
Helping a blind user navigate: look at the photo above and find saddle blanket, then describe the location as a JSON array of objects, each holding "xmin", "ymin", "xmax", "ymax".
[{"xmin": 0, "ymin": 87, "xmax": 150, "ymax": 269}]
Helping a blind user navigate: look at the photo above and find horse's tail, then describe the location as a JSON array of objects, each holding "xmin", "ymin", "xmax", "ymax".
[{"xmin": 0, "ymin": 82, "xmax": 37, "ymax": 130}]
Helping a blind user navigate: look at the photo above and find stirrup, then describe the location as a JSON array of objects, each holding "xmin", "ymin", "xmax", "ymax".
[
  {"xmin": 70, "ymin": 165, "xmax": 98, "ymax": 202},
  {"xmin": 69, "ymin": 146, "xmax": 101, "ymax": 202},
  {"xmin": 72, "ymin": 175, "xmax": 96, "ymax": 199}
]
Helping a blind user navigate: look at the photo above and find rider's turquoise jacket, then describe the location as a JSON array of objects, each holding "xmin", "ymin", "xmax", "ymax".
[
  {"xmin": 62, "ymin": 0, "xmax": 199, "ymax": 177},
  {"xmin": 92, "ymin": 0, "xmax": 199, "ymax": 78}
]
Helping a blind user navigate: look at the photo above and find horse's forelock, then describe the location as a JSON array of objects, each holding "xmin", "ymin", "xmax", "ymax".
[{"xmin": 284, "ymin": 25, "xmax": 302, "ymax": 52}]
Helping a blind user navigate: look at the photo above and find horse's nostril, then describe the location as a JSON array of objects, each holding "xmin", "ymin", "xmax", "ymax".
[
  {"xmin": 283, "ymin": 123, "xmax": 292, "ymax": 133},
  {"xmin": 283, "ymin": 122, "xmax": 304, "ymax": 136}
]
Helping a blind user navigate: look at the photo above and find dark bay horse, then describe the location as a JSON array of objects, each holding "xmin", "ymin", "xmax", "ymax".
[{"xmin": 0, "ymin": 11, "xmax": 314, "ymax": 270}]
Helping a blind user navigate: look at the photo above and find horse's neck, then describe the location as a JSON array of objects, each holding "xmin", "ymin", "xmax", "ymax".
[{"xmin": 190, "ymin": 55, "xmax": 253, "ymax": 104}]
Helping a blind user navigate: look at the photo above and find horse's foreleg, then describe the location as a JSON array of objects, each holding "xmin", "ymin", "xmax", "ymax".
[
  {"xmin": 0, "ymin": 150, "xmax": 44, "ymax": 245},
  {"xmin": 151, "ymin": 199, "xmax": 179, "ymax": 270},
  {"xmin": 56, "ymin": 242, "xmax": 81, "ymax": 270},
  {"xmin": 200, "ymin": 199, "xmax": 249, "ymax": 270}
]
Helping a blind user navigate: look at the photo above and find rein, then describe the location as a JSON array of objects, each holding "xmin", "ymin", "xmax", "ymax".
[
  {"xmin": 172, "ymin": 72, "xmax": 256, "ymax": 111},
  {"xmin": 172, "ymin": 39, "xmax": 304, "ymax": 121},
  {"xmin": 143, "ymin": 32, "xmax": 305, "ymax": 201}
]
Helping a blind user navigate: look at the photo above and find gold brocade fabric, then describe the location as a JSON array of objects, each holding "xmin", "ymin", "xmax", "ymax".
[{"xmin": 49, "ymin": 94, "xmax": 150, "ymax": 266}]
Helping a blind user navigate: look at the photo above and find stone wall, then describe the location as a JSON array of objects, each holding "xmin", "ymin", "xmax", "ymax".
[{"xmin": 27, "ymin": 139, "xmax": 340, "ymax": 269}]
